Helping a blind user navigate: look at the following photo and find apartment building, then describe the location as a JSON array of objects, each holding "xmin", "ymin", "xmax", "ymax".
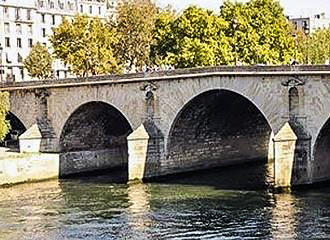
[
  {"xmin": 289, "ymin": 13, "xmax": 330, "ymax": 35},
  {"xmin": 0, "ymin": 0, "xmax": 117, "ymax": 82}
]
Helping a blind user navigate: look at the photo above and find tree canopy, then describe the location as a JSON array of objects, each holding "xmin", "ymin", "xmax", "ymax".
[
  {"xmin": 296, "ymin": 28, "xmax": 330, "ymax": 64},
  {"xmin": 24, "ymin": 42, "xmax": 53, "ymax": 80},
  {"xmin": 50, "ymin": 15, "xmax": 120, "ymax": 77},
  {"xmin": 151, "ymin": 0, "xmax": 296, "ymax": 68},
  {"xmin": 151, "ymin": 6, "xmax": 233, "ymax": 68},
  {"xmin": 114, "ymin": 0, "xmax": 157, "ymax": 71},
  {"xmin": 220, "ymin": 0, "xmax": 296, "ymax": 65}
]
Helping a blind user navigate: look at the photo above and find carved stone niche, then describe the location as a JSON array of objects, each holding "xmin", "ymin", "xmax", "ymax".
[
  {"xmin": 140, "ymin": 82, "xmax": 158, "ymax": 101},
  {"xmin": 281, "ymin": 75, "xmax": 305, "ymax": 87}
]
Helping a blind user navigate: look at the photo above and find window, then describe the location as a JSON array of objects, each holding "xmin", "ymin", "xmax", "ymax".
[
  {"xmin": 16, "ymin": 24, "xmax": 22, "ymax": 34},
  {"xmin": 68, "ymin": 2, "xmax": 74, "ymax": 10},
  {"xmin": 3, "ymin": 7, "xmax": 9, "ymax": 18},
  {"xmin": 98, "ymin": 6, "xmax": 101, "ymax": 15},
  {"xmin": 27, "ymin": 9, "xmax": 31, "ymax": 20},
  {"xmin": 17, "ymin": 38, "xmax": 22, "ymax": 48},
  {"xmin": 80, "ymin": 4, "xmax": 83, "ymax": 13},
  {"xmin": 42, "ymin": 28, "xmax": 46, "ymax": 37},
  {"xmin": 5, "ymin": 37, "xmax": 10, "ymax": 47},
  {"xmin": 52, "ymin": 15, "xmax": 55, "ymax": 25},
  {"xmin": 17, "ymin": 53, "xmax": 23, "ymax": 63},
  {"xmin": 28, "ymin": 24, "xmax": 33, "ymax": 34},
  {"xmin": 59, "ymin": 1, "xmax": 64, "ymax": 9},
  {"xmin": 4, "ymin": 23, "xmax": 10, "ymax": 34},
  {"xmin": 28, "ymin": 39, "xmax": 33, "ymax": 48},
  {"xmin": 41, "ymin": 14, "xmax": 45, "ymax": 23},
  {"xmin": 15, "ymin": 8, "xmax": 21, "ymax": 20},
  {"xmin": 6, "ymin": 53, "xmax": 12, "ymax": 63},
  {"xmin": 50, "ymin": 1, "xmax": 54, "ymax": 8},
  {"xmin": 20, "ymin": 67, "xmax": 24, "ymax": 81},
  {"xmin": 89, "ymin": 5, "xmax": 92, "ymax": 14}
]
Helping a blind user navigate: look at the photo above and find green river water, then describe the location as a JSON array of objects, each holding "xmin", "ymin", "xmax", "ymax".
[{"xmin": 1, "ymin": 162, "xmax": 330, "ymax": 240}]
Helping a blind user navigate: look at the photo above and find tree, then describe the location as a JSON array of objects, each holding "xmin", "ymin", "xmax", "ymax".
[
  {"xmin": 151, "ymin": 6, "xmax": 233, "ymax": 68},
  {"xmin": 24, "ymin": 42, "xmax": 53, "ymax": 80},
  {"xmin": 114, "ymin": 0, "xmax": 157, "ymax": 71},
  {"xmin": 220, "ymin": 0, "xmax": 296, "ymax": 65},
  {"xmin": 50, "ymin": 15, "xmax": 120, "ymax": 77},
  {"xmin": 0, "ymin": 92, "xmax": 10, "ymax": 142},
  {"xmin": 296, "ymin": 28, "xmax": 330, "ymax": 64}
]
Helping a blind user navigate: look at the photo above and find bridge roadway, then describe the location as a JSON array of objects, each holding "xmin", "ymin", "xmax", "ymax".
[{"xmin": 2, "ymin": 65, "xmax": 330, "ymax": 188}]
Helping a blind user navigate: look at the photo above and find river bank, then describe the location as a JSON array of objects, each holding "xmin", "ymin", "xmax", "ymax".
[{"xmin": 0, "ymin": 148, "xmax": 59, "ymax": 186}]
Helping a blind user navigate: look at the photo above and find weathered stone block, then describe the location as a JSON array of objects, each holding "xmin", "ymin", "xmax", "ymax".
[
  {"xmin": 127, "ymin": 124, "xmax": 149, "ymax": 181},
  {"xmin": 273, "ymin": 122, "xmax": 297, "ymax": 188}
]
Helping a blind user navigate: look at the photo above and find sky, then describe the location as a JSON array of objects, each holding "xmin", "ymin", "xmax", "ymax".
[{"xmin": 157, "ymin": 0, "xmax": 330, "ymax": 18}]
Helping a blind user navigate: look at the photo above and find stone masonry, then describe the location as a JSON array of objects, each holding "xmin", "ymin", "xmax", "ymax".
[{"xmin": 2, "ymin": 65, "xmax": 330, "ymax": 187}]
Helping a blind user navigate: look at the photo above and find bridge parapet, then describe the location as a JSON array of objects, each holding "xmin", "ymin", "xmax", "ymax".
[{"xmin": 1, "ymin": 65, "xmax": 330, "ymax": 91}]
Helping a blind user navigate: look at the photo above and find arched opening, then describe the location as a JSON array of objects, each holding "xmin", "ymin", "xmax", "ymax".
[
  {"xmin": 0, "ymin": 112, "xmax": 26, "ymax": 149},
  {"xmin": 313, "ymin": 118, "xmax": 330, "ymax": 182},
  {"xmin": 59, "ymin": 101, "xmax": 133, "ymax": 177},
  {"xmin": 289, "ymin": 87, "xmax": 299, "ymax": 117},
  {"xmin": 167, "ymin": 90, "xmax": 273, "ymax": 187}
]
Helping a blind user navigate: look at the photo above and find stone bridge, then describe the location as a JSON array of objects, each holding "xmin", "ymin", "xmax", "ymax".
[{"xmin": 2, "ymin": 65, "xmax": 330, "ymax": 188}]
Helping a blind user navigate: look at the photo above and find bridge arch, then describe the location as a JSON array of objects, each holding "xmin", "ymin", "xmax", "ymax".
[
  {"xmin": 166, "ymin": 88, "xmax": 273, "ymax": 175},
  {"xmin": 59, "ymin": 101, "xmax": 133, "ymax": 177},
  {"xmin": 313, "ymin": 116, "xmax": 330, "ymax": 182},
  {"xmin": 1, "ymin": 112, "xmax": 27, "ymax": 148}
]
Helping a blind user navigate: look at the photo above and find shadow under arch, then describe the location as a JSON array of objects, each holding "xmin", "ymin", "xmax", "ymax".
[
  {"xmin": 166, "ymin": 89, "xmax": 274, "ymax": 187},
  {"xmin": 59, "ymin": 101, "xmax": 133, "ymax": 178},
  {"xmin": 1, "ymin": 112, "xmax": 26, "ymax": 149},
  {"xmin": 312, "ymin": 116, "xmax": 330, "ymax": 182}
]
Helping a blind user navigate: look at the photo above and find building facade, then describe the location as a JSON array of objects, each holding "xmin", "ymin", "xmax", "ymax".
[
  {"xmin": 0, "ymin": 0, "xmax": 117, "ymax": 82},
  {"xmin": 289, "ymin": 13, "xmax": 330, "ymax": 35}
]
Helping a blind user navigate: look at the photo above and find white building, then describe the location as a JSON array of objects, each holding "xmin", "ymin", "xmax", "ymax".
[
  {"xmin": 0, "ymin": 0, "xmax": 117, "ymax": 82},
  {"xmin": 289, "ymin": 13, "xmax": 330, "ymax": 35}
]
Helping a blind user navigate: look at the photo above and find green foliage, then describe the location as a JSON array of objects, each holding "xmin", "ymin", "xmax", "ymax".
[
  {"xmin": 114, "ymin": 0, "xmax": 157, "ymax": 71},
  {"xmin": 220, "ymin": 0, "xmax": 296, "ymax": 65},
  {"xmin": 152, "ymin": 0, "xmax": 296, "ymax": 68},
  {"xmin": 151, "ymin": 6, "xmax": 233, "ymax": 68},
  {"xmin": 24, "ymin": 42, "xmax": 53, "ymax": 80},
  {"xmin": 0, "ymin": 92, "xmax": 10, "ymax": 142},
  {"xmin": 50, "ymin": 15, "xmax": 120, "ymax": 77},
  {"xmin": 296, "ymin": 28, "xmax": 330, "ymax": 64}
]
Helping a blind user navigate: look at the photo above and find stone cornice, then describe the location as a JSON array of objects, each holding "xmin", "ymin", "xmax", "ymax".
[{"xmin": 1, "ymin": 65, "xmax": 330, "ymax": 91}]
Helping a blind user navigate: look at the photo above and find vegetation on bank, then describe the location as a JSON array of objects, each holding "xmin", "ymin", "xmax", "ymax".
[
  {"xmin": 23, "ymin": 0, "xmax": 330, "ymax": 78},
  {"xmin": 0, "ymin": 92, "xmax": 10, "ymax": 142}
]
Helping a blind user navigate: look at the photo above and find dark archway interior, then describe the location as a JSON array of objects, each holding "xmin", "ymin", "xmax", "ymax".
[
  {"xmin": 313, "ymin": 118, "xmax": 330, "ymax": 181},
  {"xmin": 1, "ymin": 112, "xmax": 26, "ymax": 149},
  {"xmin": 59, "ymin": 102, "xmax": 133, "ymax": 177},
  {"xmin": 167, "ymin": 90, "xmax": 272, "ymax": 173},
  {"xmin": 60, "ymin": 102, "xmax": 132, "ymax": 152}
]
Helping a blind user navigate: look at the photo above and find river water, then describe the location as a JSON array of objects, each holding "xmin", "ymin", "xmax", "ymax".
[{"xmin": 1, "ymin": 162, "xmax": 330, "ymax": 240}]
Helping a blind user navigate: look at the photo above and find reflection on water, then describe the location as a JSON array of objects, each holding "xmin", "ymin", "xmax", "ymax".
[
  {"xmin": 127, "ymin": 184, "xmax": 152, "ymax": 239},
  {"xmin": 271, "ymin": 193, "xmax": 298, "ymax": 240},
  {"xmin": 1, "ymin": 162, "xmax": 330, "ymax": 239}
]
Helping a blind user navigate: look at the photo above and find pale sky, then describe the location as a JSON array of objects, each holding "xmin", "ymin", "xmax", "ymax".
[{"xmin": 157, "ymin": 0, "xmax": 330, "ymax": 18}]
